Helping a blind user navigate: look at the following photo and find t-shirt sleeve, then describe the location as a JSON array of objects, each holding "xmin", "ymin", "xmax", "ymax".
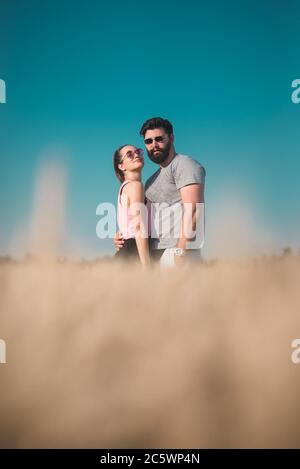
[{"xmin": 173, "ymin": 157, "xmax": 206, "ymax": 190}]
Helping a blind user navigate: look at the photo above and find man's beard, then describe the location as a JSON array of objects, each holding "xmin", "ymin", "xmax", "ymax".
[{"xmin": 147, "ymin": 140, "xmax": 171, "ymax": 165}]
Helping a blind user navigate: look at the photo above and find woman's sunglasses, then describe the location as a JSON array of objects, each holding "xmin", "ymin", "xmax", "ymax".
[{"xmin": 120, "ymin": 148, "xmax": 144, "ymax": 163}]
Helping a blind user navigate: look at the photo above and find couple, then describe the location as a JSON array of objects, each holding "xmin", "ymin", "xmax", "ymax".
[{"xmin": 113, "ymin": 117, "xmax": 206, "ymax": 268}]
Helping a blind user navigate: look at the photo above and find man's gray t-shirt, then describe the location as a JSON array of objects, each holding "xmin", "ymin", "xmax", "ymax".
[{"xmin": 145, "ymin": 154, "xmax": 206, "ymax": 250}]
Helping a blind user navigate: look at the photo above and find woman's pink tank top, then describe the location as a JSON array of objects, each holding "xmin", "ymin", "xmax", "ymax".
[{"xmin": 117, "ymin": 181, "xmax": 136, "ymax": 239}]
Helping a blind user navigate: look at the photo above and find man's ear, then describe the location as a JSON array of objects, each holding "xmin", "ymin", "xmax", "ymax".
[{"xmin": 170, "ymin": 134, "xmax": 174, "ymax": 144}]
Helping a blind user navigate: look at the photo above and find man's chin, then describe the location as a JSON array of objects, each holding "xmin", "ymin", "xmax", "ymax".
[{"xmin": 148, "ymin": 151, "xmax": 168, "ymax": 164}]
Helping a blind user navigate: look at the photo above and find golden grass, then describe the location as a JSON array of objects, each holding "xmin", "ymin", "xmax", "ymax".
[{"xmin": 1, "ymin": 254, "xmax": 300, "ymax": 448}]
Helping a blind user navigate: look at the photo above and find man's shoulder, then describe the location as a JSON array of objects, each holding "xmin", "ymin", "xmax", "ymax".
[
  {"xmin": 172, "ymin": 153, "xmax": 205, "ymax": 172},
  {"xmin": 172, "ymin": 153, "xmax": 201, "ymax": 165}
]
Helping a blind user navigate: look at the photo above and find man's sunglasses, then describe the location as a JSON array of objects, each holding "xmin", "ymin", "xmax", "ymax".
[{"xmin": 144, "ymin": 136, "xmax": 167, "ymax": 145}]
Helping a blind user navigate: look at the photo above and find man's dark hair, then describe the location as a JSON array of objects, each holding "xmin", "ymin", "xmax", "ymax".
[{"xmin": 139, "ymin": 117, "xmax": 173, "ymax": 137}]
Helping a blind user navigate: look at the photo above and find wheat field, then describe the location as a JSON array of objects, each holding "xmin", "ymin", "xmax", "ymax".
[{"xmin": 0, "ymin": 253, "xmax": 300, "ymax": 448}]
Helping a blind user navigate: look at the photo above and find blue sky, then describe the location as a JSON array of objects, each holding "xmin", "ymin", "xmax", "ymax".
[{"xmin": 0, "ymin": 0, "xmax": 299, "ymax": 258}]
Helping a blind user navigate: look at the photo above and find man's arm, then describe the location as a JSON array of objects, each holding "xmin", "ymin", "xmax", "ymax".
[{"xmin": 176, "ymin": 183, "xmax": 204, "ymax": 255}]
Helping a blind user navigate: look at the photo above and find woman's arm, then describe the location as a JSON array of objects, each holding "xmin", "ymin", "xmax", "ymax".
[{"xmin": 125, "ymin": 181, "xmax": 150, "ymax": 267}]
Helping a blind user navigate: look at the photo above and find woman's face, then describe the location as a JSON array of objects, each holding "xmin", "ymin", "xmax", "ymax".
[{"xmin": 118, "ymin": 145, "xmax": 144, "ymax": 174}]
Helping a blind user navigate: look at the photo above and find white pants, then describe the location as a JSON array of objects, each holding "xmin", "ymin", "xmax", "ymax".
[{"xmin": 159, "ymin": 248, "xmax": 202, "ymax": 269}]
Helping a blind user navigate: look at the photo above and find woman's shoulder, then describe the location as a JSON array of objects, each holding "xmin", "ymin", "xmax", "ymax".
[
  {"xmin": 123, "ymin": 180, "xmax": 144, "ymax": 192},
  {"xmin": 123, "ymin": 180, "xmax": 145, "ymax": 202}
]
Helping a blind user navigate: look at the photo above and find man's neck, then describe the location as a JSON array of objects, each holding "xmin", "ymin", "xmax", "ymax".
[{"xmin": 159, "ymin": 147, "xmax": 177, "ymax": 168}]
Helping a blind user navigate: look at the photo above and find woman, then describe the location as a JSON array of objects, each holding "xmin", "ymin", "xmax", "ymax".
[{"xmin": 113, "ymin": 144, "xmax": 150, "ymax": 267}]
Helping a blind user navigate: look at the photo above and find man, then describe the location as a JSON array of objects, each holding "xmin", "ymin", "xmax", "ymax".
[{"xmin": 114, "ymin": 117, "xmax": 206, "ymax": 267}]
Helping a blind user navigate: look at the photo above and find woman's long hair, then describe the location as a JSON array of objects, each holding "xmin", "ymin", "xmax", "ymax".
[{"xmin": 113, "ymin": 144, "xmax": 129, "ymax": 183}]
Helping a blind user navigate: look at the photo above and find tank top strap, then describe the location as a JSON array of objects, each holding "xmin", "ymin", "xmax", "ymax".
[{"xmin": 118, "ymin": 180, "xmax": 132, "ymax": 203}]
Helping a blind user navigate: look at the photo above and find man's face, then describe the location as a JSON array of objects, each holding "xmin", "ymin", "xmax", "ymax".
[{"xmin": 143, "ymin": 128, "xmax": 173, "ymax": 165}]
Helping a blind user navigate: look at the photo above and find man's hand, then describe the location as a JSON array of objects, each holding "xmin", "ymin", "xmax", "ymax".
[
  {"xmin": 114, "ymin": 232, "xmax": 124, "ymax": 251},
  {"xmin": 174, "ymin": 254, "xmax": 187, "ymax": 268},
  {"xmin": 173, "ymin": 248, "xmax": 187, "ymax": 268}
]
